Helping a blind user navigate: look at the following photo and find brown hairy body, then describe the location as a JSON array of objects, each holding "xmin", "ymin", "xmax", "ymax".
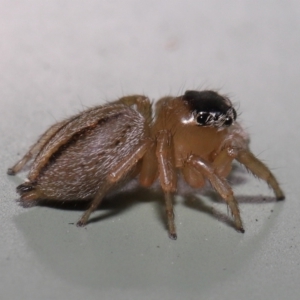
[{"xmin": 8, "ymin": 91, "xmax": 285, "ymax": 239}]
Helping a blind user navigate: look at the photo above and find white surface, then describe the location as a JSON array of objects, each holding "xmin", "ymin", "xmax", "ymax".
[{"xmin": 1, "ymin": 1, "xmax": 299, "ymax": 299}]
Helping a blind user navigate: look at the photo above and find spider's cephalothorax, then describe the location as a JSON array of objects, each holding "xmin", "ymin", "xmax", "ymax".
[
  {"xmin": 183, "ymin": 90, "xmax": 237, "ymax": 127},
  {"xmin": 8, "ymin": 90, "xmax": 285, "ymax": 240}
]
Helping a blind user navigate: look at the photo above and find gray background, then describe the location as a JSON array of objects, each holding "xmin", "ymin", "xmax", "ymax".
[{"xmin": 1, "ymin": 1, "xmax": 299, "ymax": 299}]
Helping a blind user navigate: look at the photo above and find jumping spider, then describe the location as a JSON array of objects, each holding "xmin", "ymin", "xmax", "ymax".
[{"xmin": 7, "ymin": 90, "xmax": 285, "ymax": 239}]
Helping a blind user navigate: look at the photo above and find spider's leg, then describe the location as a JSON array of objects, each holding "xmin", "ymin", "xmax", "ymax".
[
  {"xmin": 7, "ymin": 119, "xmax": 70, "ymax": 175},
  {"xmin": 78, "ymin": 140, "xmax": 150, "ymax": 226},
  {"xmin": 76, "ymin": 181, "xmax": 112, "ymax": 227},
  {"xmin": 156, "ymin": 130, "xmax": 177, "ymax": 240},
  {"xmin": 212, "ymin": 147, "xmax": 238, "ymax": 178},
  {"xmin": 236, "ymin": 150, "xmax": 285, "ymax": 200},
  {"xmin": 186, "ymin": 154, "xmax": 244, "ymax": 233}
]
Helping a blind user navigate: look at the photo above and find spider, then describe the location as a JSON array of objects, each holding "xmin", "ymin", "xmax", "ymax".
[{"xmin": 7, "ymin": 90, "xmax": 285, "ymax": 239}]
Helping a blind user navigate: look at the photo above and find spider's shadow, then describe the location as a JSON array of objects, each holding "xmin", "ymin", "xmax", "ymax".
[
  {"xmin": 31, "ymin": 186, "xmax": 163, "ymax": 226},
  {"xmin": 183, "ymin": 192, "xmax": 278, "ymax": 230},
  {"xmin": 17, "ymin": 162, "xmax": 278, "ymax": 230},
  {"xmin": 20, "ymin": 184, "xmax": 279, "ymax": 232}
]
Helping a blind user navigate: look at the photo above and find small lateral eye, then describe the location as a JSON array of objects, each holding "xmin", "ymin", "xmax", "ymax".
[{"xmin": 196, "ymin": 112, "xmax": 210, "ymax": 125}]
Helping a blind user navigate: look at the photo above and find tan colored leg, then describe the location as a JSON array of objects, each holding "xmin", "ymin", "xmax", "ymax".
[
  {"xmin": 236, "ymin": 150, "xmax": 285, "ymax": 200},
  {"xmin": 164, "ymin": 191, "xmax": 176, "ymax": 239},
  {"xmin": 156, "ymin": 130, "xmax": 177, "ymax": 239},
  {"xmin": 212, "ymin": 147, "xmax": 238, "ymax": 178},
  {"xmin": 77, "ymin": 181, "xmax": 112, "ymax": 226},
  {"xmin": 7, "ymin": 119, "xmax": 70, "ymax": 175},
  {"xmin": 108, "ymin": 140, "xmax": 150, "ymax": 183},
  {"xmin": 139, "ymin": 141, "xmax": 158, "ymax": 187},
  {"xmin": 182, "ymin": 163, "xmax": 205, "ymax": 188},
  {"xmin": 187, "ymin": 154, "xmax": 244, "ymax": 232},
  {"xmin": 78, "ymin": 140, "xmax": 150, "ymax": 226},
  {"xmin": 9, "ymin": 96, "xmax": 151, "ymax": 178}
]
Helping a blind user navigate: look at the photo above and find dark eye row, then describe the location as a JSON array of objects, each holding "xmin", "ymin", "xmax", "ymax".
[{"xmin": 196, "ymin": 112, "xmax": 234, "ymax": 127}]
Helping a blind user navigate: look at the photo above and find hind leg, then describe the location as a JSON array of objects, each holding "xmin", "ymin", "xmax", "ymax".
[
  {"xmin": 78, "ymin": 139, "xmax": 150, "ymax": 226},
  {"xmin": 16, "ymin": 182, "xmax": 38, "ymax": 200},
  {"xmin": 76, "ymin": 181, "xmax": 112, "ymax": 226},
  {"xmin": 7, "ymin": 119, "xmax": 70, "ymax": 175},
  {"xmin": 17, "ymin": 138, "xmax": 146, "ymax": 223}
]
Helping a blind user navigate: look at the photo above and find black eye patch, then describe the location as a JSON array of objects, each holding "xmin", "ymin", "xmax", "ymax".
[{"xmin": 183, "ymin": 90, "xmax": 236, "ymax": 127}]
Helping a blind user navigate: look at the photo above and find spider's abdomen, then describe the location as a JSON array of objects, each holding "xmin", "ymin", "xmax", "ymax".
[{"xmin": 19, "ymin": 105, "xmax": 148, "ymax": 201}]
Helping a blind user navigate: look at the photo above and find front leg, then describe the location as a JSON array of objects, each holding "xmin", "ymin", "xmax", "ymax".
[
  {"xmin": 236, "ymin": 150, "xmax": 285, "ymax": 200},
  {"xmin": 156, "ymin": 130, "xmax": 177, "ymax": 240},
  {"xmin": 186, "ymin": 154, "xmax": 244, "ymax": 233}
]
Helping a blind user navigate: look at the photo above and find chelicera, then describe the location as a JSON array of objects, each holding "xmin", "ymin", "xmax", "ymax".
[{"xmin": 7, "ymin": 90, "xmax": 285, "ymax": 239}]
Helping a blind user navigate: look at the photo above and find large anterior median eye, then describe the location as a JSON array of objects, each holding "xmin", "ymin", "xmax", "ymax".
[{"xmin": 196, "ymin": 112, "xmax": 210, "ymax": 125}]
